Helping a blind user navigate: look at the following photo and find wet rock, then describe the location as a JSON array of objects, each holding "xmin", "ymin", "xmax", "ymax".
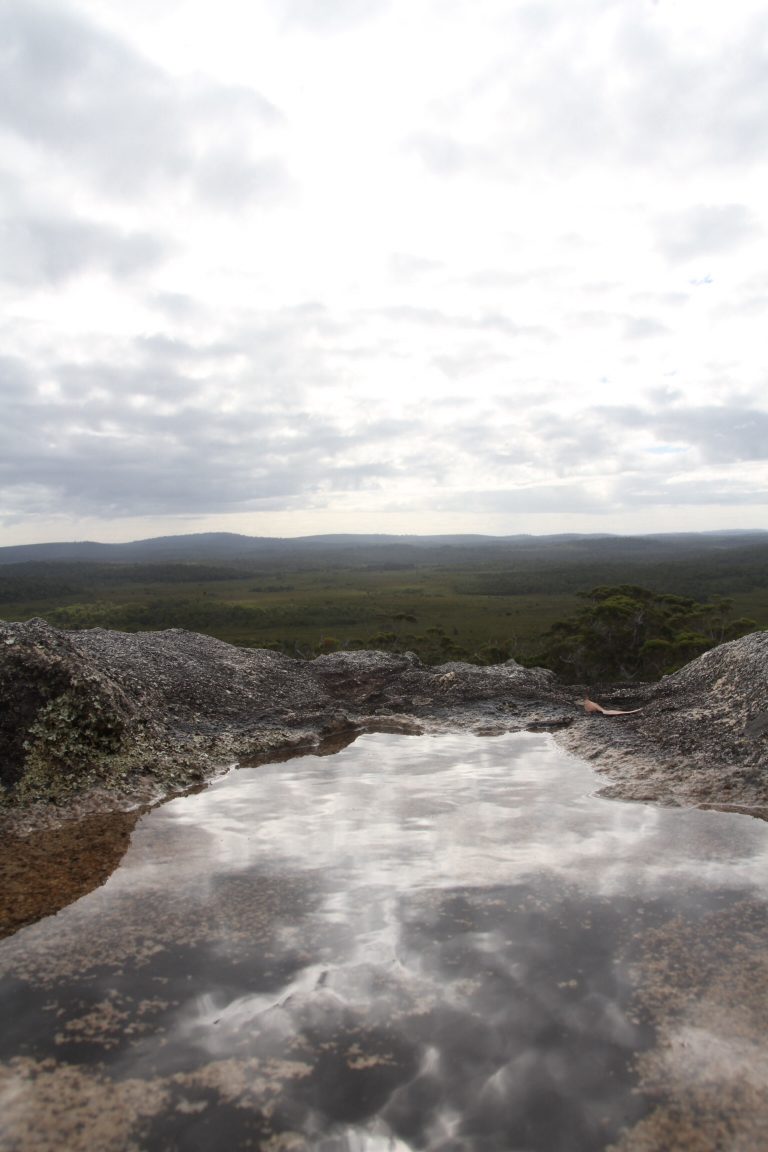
[
  {"xmin": 0, "ymin": 619, "xmax": 574, "ymax": 826},
  {"xmin": 0, "ymin": 620, "xmax": 137, "ymax": 803},
  {"xmin": 1, "ymin": 619, "xmax": 766, "ymax": 826},
  {"xmin": 0, "ymin": 811, "xmax": 139, "ymax": 938},
  {"xmin": 559, "ymin": 631, "xmax": 768, "ymax": 810}
]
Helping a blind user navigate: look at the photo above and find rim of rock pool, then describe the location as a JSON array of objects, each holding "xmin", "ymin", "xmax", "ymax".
[{"xmin": 1, "ymin": 621, "xmax": 766, "ymax": 839}]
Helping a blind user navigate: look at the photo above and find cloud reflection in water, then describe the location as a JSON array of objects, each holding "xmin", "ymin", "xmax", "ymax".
[{"xmin": 3, "ymin": 731, "xmax": 768, "ymax": 1150}]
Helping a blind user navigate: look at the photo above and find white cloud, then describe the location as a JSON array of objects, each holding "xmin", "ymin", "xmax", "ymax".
[
  {"xmin": 0, "ymin": 212, "xmax": 168, "ymax": 285},
  {"xmin": 1, "ymin": 0, "xmax": 768, "ymax": 542},
  {"xmin": 654, "ymin": 205, "xmax": 760, "ymax": 263},
  {"xmin": 0, "ymin": 0, "xmax": 285, "ymax": 203}
]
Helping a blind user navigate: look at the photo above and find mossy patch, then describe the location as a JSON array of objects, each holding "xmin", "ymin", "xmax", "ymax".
[{"xmin": 15, "ymin": 688, "xmax": 128, "ymax": 804}]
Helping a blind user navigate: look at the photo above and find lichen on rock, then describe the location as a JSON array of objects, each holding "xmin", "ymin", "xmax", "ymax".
[
  {"xmin": 0, "ymin": 621, "xmax": 137, "ymax": 805},
  {"xmin": 0, "ymin": 618, "xmax": 574, "ymax": 824},
  {"xmin": 1, "ymin": 618, "xmax": 766, "ymax": 827}
]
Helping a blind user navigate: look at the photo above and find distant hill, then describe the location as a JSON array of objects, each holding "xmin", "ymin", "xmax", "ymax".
[{"xmin": 0, "ymin": 529, "xmax": 766, "ymax": 566}]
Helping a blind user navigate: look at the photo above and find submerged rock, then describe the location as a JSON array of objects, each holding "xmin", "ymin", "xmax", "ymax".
[{"xmin": 1, "ymin": 619, "xmax": 766, "ymax": 826}]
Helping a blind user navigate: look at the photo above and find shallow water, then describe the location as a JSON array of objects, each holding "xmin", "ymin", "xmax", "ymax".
[{"xmin": 2, "ymin": 731, "xmax": 768, "ymax": 1151}]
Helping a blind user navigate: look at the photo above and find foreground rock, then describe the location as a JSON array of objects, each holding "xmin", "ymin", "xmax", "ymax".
[
  {"xmin": 1, "ymin": 620, "xmax": 766, "ymax": 831},
  {"xmin": 0, "ymin": 619, "xmax": 573, "ymax": 829},
  {"xmin": 559, "ymin": 630, "xmax": 768, "ymax": 813}
]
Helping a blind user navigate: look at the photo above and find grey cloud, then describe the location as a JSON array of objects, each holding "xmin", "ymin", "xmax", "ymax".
[
  {"xmin": 150, "ymin": 293, "xmax": 203, "ymax": 321},
  {"xmin": 389, "ymin": 252, "xmax": 444, "ymax": 280},
  {"xmin": 613, "ymin": 474, "xmax": 768, "ymax": 509},
  {"xmin": 525, "ymin": 418, "xmax": 617, "ymax": 474},
  {"xmin": 52, "ymin": 360, "xmax": 196, "ymax": 407},
  {"xmin": 4, "ymin": 321, "xmax": 766, "ymax": 527},
  {"xmin": 192, "ymin": 149, "xmax": 292, "ymax": 209},
  {"xmin": 567, "ymin": 311, "xmax": 615, "ymax": 331},
  {"xmin": 433, "ymin": 347, "xmax": 512, "ymax": 380},
  {"xmin": 418, "ymin": 4, "xmax": 768, "ymax": 178},
  {"xmin": 520, "ymin": 399, "xmax": 768, "ymax": 476},
  {"xmin": 607, "ymin": 11, "xmax": 768, "ymax": 170},
  {"xmin": 722, "ymin": 290, "xmax": 768, "ymax": 318},
  {"xmin": 630, "ymin": 291, "xmax": 690, "ymax": 309},
  {"xmin": 0, "ymin": 355, "xmax": 35, "ymax": 397},
  {"xmin": 618, "ymin": 13, "xmax": 768, "ymax": 168},
  {"xmin": 601, "ymin": 403, "xmax": 768, "ymax": 463},
  {"xmin": 433, "ymin": 486, "xmax": 612, "ymax": 516},
  {"xmin": 439, "ymin": 411, "xmax": 609, "ymax": 477},
  {"xmin": 654, "ymin": 205, "xmax": 759, "ymax": 263},
  {"xmin": 375, "ymin": 305, "xmax": 551, "ymax": 340},
  {"xmin": 645, "ymin": 385, "xmax": 685, "ymax": 405},
  {"xmin": 466, "ymin": 265, "xmax": 565, "ymax": 290},
  {"xmin": 623, "ymin": 316, "xmax": 669, "ymax": 341},
  {"xmin": 659, "ymin": 407, "xmax": 768, "ymax": 463},
  {"xmin": 0, "ymin": 0, "xmax": 287, "ymax": 206},
  {"xmin": 0, "ymin": 417, "xmax": 395, "ymax": 519},
  {"xmin": 181, "ymin": 77, "xmax": 280, "ymax": 125},
  {"xmin": 0, "ymin": 213, "xmax": 168, "ymax": 285},
  {"xmin": 0, "ymin": 340, "xmax": 414, "ymax": 521},
  {"xmin": 405, "ymin": 132, "xmax": 483, "ymax": 176},
  {"xmin": 275, "ymin": 0, "xmax": 389, "ymax": 33},
  {"xmin": 563, "ymin": 311, "xmax": 669, "ymax": 341},
  {"xmin": 375, "ymin": 305, "xmax": 448, "ymax": 327}
]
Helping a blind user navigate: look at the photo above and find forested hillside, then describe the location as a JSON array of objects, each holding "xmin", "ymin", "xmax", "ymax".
[{"xmin": 1, "ymin": 532, "xmax": 766, "ymax": 676}]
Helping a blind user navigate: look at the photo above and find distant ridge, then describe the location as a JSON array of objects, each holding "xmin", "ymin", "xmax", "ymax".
[{"xmin": 0, "ymin": 529, "xmax": 766, "ymax": 566}]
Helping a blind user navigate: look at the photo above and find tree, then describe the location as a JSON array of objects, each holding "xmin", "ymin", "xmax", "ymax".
[{"xmin": 536, "ymin": 584, "xmax": 756, "ymax": 683}]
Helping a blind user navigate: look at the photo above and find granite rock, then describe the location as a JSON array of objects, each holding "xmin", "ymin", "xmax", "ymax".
[{"xmin": 1, "ymin": 619, "xmax": 766, "ymax": 828}]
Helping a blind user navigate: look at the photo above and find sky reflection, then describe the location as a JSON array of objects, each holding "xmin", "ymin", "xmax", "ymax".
[
  {"xmin": 2, "ymin": 731, "xmax": 768, "ymax": 1151},
  {"xmin": 131, "ymin": 731, "xmax": 768, "ymax": 899}
]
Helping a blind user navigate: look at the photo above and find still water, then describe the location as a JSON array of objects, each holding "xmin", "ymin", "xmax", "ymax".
[{"xmin": 2, "ymin": 731, "xmax": 768, "ymax": 1151}]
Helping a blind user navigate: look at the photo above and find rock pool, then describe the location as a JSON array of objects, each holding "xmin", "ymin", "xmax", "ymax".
[{"xmin": 2, "ymin": 731, "xmax": 768, "ymax": 1150}]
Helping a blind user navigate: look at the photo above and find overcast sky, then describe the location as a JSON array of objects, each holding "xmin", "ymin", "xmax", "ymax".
[{"xmin": 2, "ymin": 0, "xmax": 768, "ymax": 544}]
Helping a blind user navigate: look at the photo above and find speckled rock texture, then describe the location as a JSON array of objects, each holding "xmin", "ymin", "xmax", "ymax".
[
  {"xmin": 0, "ymin": 618, "xmax": 574, "ymax": 827},
  {"xmin": 559, "ymin": 631, "xmax": 768, "ymax": 812},
  {"xmin": 1, "ymin": 619, "xmax": 766, "ymax": 827}
]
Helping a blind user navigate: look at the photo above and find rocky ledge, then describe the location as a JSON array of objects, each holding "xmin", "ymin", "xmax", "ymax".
[
  {"xmin": 559, "ymin": 629, "xmax": 768, "ymax": 814},
  {"xmin": 1, "ymin": 619, "xmax": 766, "ymax": 831}
]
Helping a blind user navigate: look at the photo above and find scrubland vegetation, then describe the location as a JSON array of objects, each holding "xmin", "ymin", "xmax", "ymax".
[{"xmin": 0, "ymin": 534, "xmax": 766, "ymax": 681}]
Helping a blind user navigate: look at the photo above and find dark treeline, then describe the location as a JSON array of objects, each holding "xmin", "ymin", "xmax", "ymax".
[
  {"xmin": 0, "ymin": 561, "xmax": 251, "ymax": 602},
  {"xmin": 537, "ymin": 585, "xmax": 757, "ymax": 682},
  {"xmin": 1, "ymin": 533, "xmax": 766, "ymax": 679},
  {"xmin": 2, "ymin": 535, "xmax": 768, "ymax": 599}
]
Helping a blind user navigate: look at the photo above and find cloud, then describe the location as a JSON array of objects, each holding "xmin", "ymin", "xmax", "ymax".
[
  {"xmin": 602, "ymin": 403, "xmax": 768, "ymax": 464},
  {"xmin": 404, "ymin": 132, "xmax": 485, "ymax": 177},
  {"xmin": 0, "ymin": 338, "xmax": 414, "ymax": 522},
  {"xmin": 433, "ymin": 347, "xmax": 512, "ymax": 381},
  {"xmin": 389, "ymin": 252, "xmax": 444, "ymax": 280},
  {"xmin": 654, "ymin": 205, "xmax": 760, "ymax": 263},
  {"xmin": 0, "ymin": 0, "xmax": 287, "ymax": 207},
  {"xmin": 406, "ymin": 2, "xmax": 768, "ymax": 180},
  {"xmin": 274, "ymin": 0, "xmax": 389, "ymax": 32},
  {"xmin": 1, "ymin": 0, "xmax": 767, "ymax": 539},
  {"xmin": 658, "ymin": 407, "xmax": 768, "ymax": 464},
  {"xmin": 374, "ymin": 306, "xmax": 551, "ymax": 341},
  {"xmin": 622, "ymin": 316, "xmax": 670, "ymax": 341},
  {"xmin": 0, "ymin": 212, "xmax": 168, "ymax": 285},
  {"xmin": 433, "ymin": 485, "xmax": 612, "ymax": 516},
  {"xmin": 613, "ymin": 472, "xmax": 768, "ymax": 509}
]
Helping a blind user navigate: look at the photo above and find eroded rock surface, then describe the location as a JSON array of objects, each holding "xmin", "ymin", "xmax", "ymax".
[
  {"xmin": 0, "ymin": 618, "xmax": 574, "ymax": 828},
  {"xmin": 1, "ymin": 619, "xmax": 766, "ymax": 829},
  {"xmin": 560, "ymin": 631, "xmax": 768, "ymax": 812}
]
